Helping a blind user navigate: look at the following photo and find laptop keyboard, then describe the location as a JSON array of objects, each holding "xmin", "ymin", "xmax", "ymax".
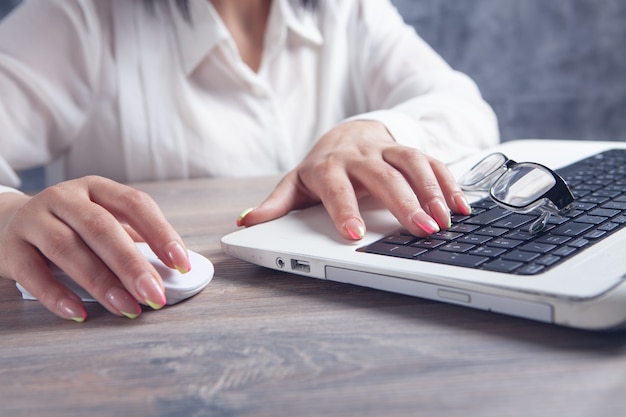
[{"xmin": 358, "ymin": 148, "xmax": 626, "ymax": 275}]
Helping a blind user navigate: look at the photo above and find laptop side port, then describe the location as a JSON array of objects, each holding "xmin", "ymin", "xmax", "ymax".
[{"xmin": 290, "ymin": 259, "xmax": 311, "ymax": 273}]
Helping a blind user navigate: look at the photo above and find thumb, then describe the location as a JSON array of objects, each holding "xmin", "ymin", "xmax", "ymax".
[{"xmin": 236, "ymin": 172, "xmax": 319, "ymax": 227}]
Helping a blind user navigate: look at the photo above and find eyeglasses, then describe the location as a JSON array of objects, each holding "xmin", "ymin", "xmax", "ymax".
[{"xmin": 458, "ymin": 152, "xmax": 575, "ymax": 234}]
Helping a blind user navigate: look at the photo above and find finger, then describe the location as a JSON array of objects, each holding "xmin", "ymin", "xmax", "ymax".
[
  {"xmin": 121, "ymin": 222, "xmax": 144, "ymax": 242},
  {"xmin": 428, "ymin": 158, "xmax": 473, "ymax": 216},
  {"xmin": 19, "ymin": 212, "xmax": 146, "ymax": 316},
  {"xmin": 347, "ymin": 158, "xmax": 440, "ymax": 237},
  {"xmin": 300, "ymin": 163, "xmax": 366, "ymax": 240},
  {"xmin": 242, "ymin": 167, "xmax": 367, "ymax": 241},
  {"xmin": 31, "ymin": 180, "xmax": 168, "ymax": 309},
  {"xmin": 51, "ymin": 202, "xmax": 167, "ymax": 310},
  {"xmin": 382, "ymin": 147, "xmax": 452, "ymax": 230},
  {"xmin": 9, "ymin": 243, "xmax": 88, "ymax": 322},
  {"xmin": 81, "ymin": 177, "xmax": 190, "ymax": 274},
  {"xmin": 237, "ymin": 171, "xmax": 319, "ymax": 227}
]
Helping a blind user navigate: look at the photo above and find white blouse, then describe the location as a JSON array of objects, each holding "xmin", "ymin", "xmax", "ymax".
[{"xmin": 0, "ymin": 0, "xmax": 498, "ymax": 188}]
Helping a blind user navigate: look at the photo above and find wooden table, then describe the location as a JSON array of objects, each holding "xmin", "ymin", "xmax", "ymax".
[{"xmin": 2, "ymin": 176, "xmax": 626, "ymax": 417}]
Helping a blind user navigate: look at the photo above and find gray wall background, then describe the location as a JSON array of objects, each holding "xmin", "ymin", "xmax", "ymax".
[
  {"xmin": 1, "ymin": 0, "xmax": 626, "ymax": 188},
  {"xmin": 391, "ymin": 0, "xmax": 626, "ymax": 143}
]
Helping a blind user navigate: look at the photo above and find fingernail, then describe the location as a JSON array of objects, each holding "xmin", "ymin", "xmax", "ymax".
[
  {"xmin": 236, "ymin": 207, "xmax": 254, "ymax": 227},
  {"xmin": 165, "ymin": 241, "xmax": 191, "ymax": 274},
  {"xmin": 454, "ymin": 193, "xmax": 472, "ymax": 216},
  {"xmin": 136, "ymin": 274, "xmax": 166, "ymax": 310},
  {"xmin": 106, "ymin": 287, "xmax": 142, "ymax": 319},
  {"xmin": 428, "ymin": 200, "xmax": 452, "ymax": 229},
  {"xmin": 57, "ymin": 298, "xmax": 87, "ymax": 323},
  {"xmin": 344, "ymin": 218, "xmax": 366, "ymax": 240},
  {"xmin": 412, "ymin": 213, "xmax": 440, "ymax": 235}
]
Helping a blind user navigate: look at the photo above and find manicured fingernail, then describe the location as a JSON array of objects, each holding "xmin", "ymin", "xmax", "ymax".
[
  {"xmin": 428, "ymin": 200, "xmax": 452, "ymax": 229},
  {"xmin": 454, "ymin": 193, "xmax": 472, "ymax": 216},
  {"xmin": 412, "ymin": 213, "xmax": 440, "ymax": 235},
  {"xmin": 236, "ymin": 208, "xmax": 255, "ymax": 227},
  {"xmin": 136, "ymin": 274, "xmax": 166, "ymax": 310},
  {"xmin": 344, "ymin": 218, "xmax": 366, "ymax": 240},
  {"xmin": 57, "ymin": 298, "xmax": 87, "ymax": 323},
  {"xmin": 165, "ymin": 241, "xmax": 191, "ymax": 274},
  {"xmin": 106, "ymin": 287, "xmax": 142, "ymax": 319}
]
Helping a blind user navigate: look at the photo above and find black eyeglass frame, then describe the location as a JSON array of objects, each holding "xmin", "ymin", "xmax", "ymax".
[{"xmin": 459, "ymin": 152, "xmax": 576, "ymax": 234}]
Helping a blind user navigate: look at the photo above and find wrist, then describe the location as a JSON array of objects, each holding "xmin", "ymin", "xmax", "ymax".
[{"xmin": 0, "ymin": 188, "xmax": 29, "ymax": 220}]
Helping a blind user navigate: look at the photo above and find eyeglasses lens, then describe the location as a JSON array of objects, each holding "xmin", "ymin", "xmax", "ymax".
[
  {"xmin": 459, "ymin": 153, "xmax": 507, "ymax": 189},
  {"xmin": 491, "ymin": 165, "xmax": 556, "ymax": 208}
]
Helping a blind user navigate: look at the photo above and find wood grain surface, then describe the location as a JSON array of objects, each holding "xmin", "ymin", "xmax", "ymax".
[{"xmin": 2, "ymin": 176, "xmax": 626, "ymax": 417}]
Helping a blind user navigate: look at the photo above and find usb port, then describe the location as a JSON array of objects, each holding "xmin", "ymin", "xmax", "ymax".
[{"xmin": 290, "ymin": 259, "xmax": 311, "ymax": 273}]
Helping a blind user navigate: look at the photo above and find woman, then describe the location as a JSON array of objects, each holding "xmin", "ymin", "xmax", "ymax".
[{"xmin": 0, "ymin": 0, "xmax": 498, "ymax": 321}]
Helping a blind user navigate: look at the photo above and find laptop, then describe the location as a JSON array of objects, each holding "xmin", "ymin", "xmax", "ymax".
[{"xmin": 222, "ymin": 139, "xmax": 626, "ymax": 330}]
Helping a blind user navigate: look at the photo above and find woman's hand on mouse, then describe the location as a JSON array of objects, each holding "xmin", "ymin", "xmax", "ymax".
[
  {"xmin": 0, "ymin": 176, "xmax": 190, "ymax": 321},
  {"xmin": 236, "ymin": 120, "xmax": 472, "ymax": 239}
]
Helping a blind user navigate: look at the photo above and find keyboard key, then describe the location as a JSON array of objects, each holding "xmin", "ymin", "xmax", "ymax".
[
  {"xmin": 501, "ymin": 250, "xmax": 541, "ymax": 263},
  {"xmin": 470, "ymin": 246, "xmax": 507, "ymax": 257},
  {"xmin": 584, "ymin": 230, "xmax": 606, "ymax": 239},
  {"xmin": 517, "ymin": 264, "xmax": 546, "ymax": 275},
  {"xmin": 594, "ymin": 189, "xmax": 621, "ymax": 198},
  {"xmin": 489, "ymin": 238, "xmax": 524, "ymax": 249},
  {"xmin": 535, "ymin": 235, "xmax": 571, "ymax": 245},
  {"xmin": 518, "ymin": 242, "xmax": 558, "ymax": 253},
  {"xmin": 363, "ymin": 242, "xmax": 427, "ymax": 258},
  {"xmin": 552, "ymin": 222, "xmax": 593, "ymax": 237},
  {"xmin": 482, "ymin": 259, "xmax": 523, "ymax": 273},
  {"xmin": 601, "ymin": 201, "xmax": 626, "ymax": 210},
  {"xmin": 472, "ymin": 200, "xmax": 498, "ymax": 209},
  {"xmin": 475, "ymin": 227, "xmax": 508, "ymax": 237},
  {"xmin": 589, "ymin": 208, "xmax": 621, "ymax": 218},
  {"xmin": 431, "ymin": 231, "xmax": 463, "ymax": 241},
  {"xmin": 459, "ymin": 234, "xmax": 492, "ymax": 245},
  {"xmin": 536, "ymin": 255, "xmax": 561, "ymax": 267},
  {"xmin": 505, "ymin": 230, "xmax": 534, "ymax": 240},
  {"xmin": 441, "ymin": 242, "xmax": 476, "ymax": 253},
  {"xmin": 464, "ymin": 208, "xmax": 511, "ymax": 226},
  {"xmin": 451, "ymin": 214, "xmax": 471, "ymax": 223},
  {"xmin": 573, "ymin": 201, "xmax": 597, "ymax": 211},
  {"xmin": 598, "ymin": 222, "xmax": 620, "ymax": 232},
  {"xmin": 552, "ymin": 246, "xmax": 577, "ymax": 257},
  {"xmin": 492, "ymin": 214, "xmax": 534, "ymax": 229},
  {"xmin": 569, "ymin": 238, "xmax": 591, "ymax": 249},
  {"xmin": 580, "ymin": 195, "xmax": 609, "ymax": 205},
  {"xmin": 420, "ymin": 251, "xmax": 489, "ymax": 268},
  {"xmin": 449, "ymin": 223, "xmax": 480, "ymax": 233},
  {"xmin": 383, "ymin": 234, "xmax": 416, "ymax": 245},
  {"xmin": 412, "ymin": 239, "xmax": 446, "ymax": 249},
  {"xmin": 576, "ymin": 215, "xmax": 609, "ymax": 225},
  {"xmin": 546, "ymin": 215, "xmax": 569, "ymax": 225}
]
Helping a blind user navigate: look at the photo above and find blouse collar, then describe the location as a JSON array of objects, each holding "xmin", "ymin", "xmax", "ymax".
[{"xmin": 173, "ymin": 0, "xmax": 323, "ymax": 76}]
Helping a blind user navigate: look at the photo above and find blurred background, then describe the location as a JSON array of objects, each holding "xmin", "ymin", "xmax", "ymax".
[
  {"xmin": 1, "ymin": 0, "xmax": 625, "ymax": 189},
  {"xmin": 392, "ymin": 0, "xmax": 626, "ymax": 142}
]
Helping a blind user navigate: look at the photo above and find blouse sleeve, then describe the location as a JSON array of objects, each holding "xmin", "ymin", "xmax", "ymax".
[
  {"xmin": 347, "ymin": 0, "xmax": 499, "ymax": 164},
  {"xmin": 0, "ymin": 0, "xmax": 102, "ymax": 186}
]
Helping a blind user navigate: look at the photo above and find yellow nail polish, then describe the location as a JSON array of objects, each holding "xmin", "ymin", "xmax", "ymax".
[
  {"xmin": 146, "ymin": 299, "xmax": 164, "ymax": 310},
  {"xmin": 236, "ymin": 207, "xmax": 254, "ymax": 227}
]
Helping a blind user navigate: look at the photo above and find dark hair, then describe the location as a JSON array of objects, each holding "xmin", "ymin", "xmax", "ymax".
[{"xmin": 146, "ymin": 0, "xmax": 318, "ymax": 21}]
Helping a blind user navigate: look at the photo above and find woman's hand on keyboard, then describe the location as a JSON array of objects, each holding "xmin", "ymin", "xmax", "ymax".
[
  {"xmin": 0, "ymin": 176, "xmax": 190, "ymax": 322},
  {"xmin": 236, "ymin": 120, "xmax": 472, "ymax": 240}
]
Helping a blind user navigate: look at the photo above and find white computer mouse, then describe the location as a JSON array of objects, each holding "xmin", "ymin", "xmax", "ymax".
[{"xmin": 16, "ymin": 242, "xmax": 214, "ymax": 306}]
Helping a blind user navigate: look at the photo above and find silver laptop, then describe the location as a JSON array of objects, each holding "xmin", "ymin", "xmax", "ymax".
[{"xmin": 222, "ymin": 139, "xmax": 626, "ymax": 330}]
